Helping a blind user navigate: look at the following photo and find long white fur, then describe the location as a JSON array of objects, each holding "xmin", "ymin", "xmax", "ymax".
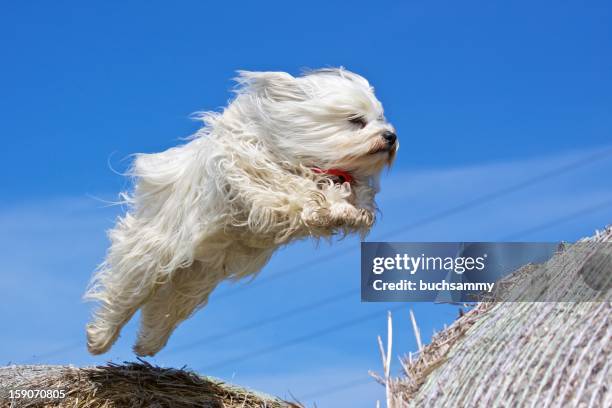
[{"xmin": 84, "ymin": 68, "xmax": 397, "ymax": 356}]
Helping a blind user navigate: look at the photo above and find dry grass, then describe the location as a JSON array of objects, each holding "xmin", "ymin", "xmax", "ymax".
[
  {"xmin": 393, "ymin": 302, "xmax": 494, "ymax": 404},
  {"xmin": 0, "ymin": 359, "xmax": 301, "ymax": 408}
]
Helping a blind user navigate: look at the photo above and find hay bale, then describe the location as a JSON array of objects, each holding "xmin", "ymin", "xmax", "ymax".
[
  {"xmin": 393, "ymin": 227, "xmax": 612, "ymax": 407},
  {"xmin": 0, "ymin": 360, "xmax": 299, "ymax": 408}
]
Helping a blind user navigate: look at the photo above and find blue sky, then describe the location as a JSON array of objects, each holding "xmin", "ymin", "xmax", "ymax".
[{"xmin": 1, "ymin": 1, "xmax": 611, "ymax": 407}]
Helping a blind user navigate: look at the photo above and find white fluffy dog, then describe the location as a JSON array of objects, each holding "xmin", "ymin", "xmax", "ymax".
[{"xmin": 84, "ymin": 68, "xmax": 398, "ymax": 356}]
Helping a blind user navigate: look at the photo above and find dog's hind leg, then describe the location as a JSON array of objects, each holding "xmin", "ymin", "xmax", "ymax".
[
  {"xmin": 133, "ymin": 261, "xmax": 222, "ymax": 356},
  {"xmin": 84, "ymin": 258, "xmax": 161, "ymax": 355},
  {"xmin": 86, "ymin": 297, "xmax": 144, "ymax": 355},
  {"xmin": 84, "ymin": 215, "xmax": 178, "ymax": 355}
]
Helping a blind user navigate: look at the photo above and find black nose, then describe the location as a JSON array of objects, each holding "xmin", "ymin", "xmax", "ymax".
[{"xmin": 382, "ymin": 131, "xmax": 397, "ymax": 146}]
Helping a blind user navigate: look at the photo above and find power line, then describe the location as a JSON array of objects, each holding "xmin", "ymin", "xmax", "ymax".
[
  {"xmin": 296, "ymin": 377, "xmax": 375, "ymax": 402},
  {"xmin": 197, "ymin": 304, "xmax": 406, "ymax": 372},
  {"xmin": 26, "ymin": 288, "xmax": 359, "ymax": 364},
  {"xmin": 499, "ymin": 198, "xmax": 612, "ymax": 241},
  {"xmin": 167, "ymin": 288, "xmax": 359, "ymax": 354},
  {"xmin": 374, "ymin": 147, "xmax": 612, "ymax": 240}
]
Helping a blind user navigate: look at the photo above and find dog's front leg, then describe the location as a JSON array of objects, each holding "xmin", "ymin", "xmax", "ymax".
[{"xmin": 301, "ymin": 189, "xmax": 375, "ymax": 233}]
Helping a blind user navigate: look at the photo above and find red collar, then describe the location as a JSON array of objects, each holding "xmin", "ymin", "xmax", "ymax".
[{"xmin": 311, "ymin": 167, "xmax": 353, "ymax": 184}]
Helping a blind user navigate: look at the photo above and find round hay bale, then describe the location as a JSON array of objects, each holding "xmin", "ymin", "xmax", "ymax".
[
  {"xmin": 0, "ymin": 360, "xmax": 299, "ymax": 408},
  {"xmin": 394, "ymin": 227, "xmax": 612, "ymax": 407}
]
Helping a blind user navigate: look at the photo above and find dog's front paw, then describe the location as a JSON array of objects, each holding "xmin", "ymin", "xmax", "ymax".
[
  {"xmin": 338, "ymin": 205, "xmax": 375, "ymax": 231},
  {"xmin": 302, "ymin": 205, "xmax": 332, "ymax": 229},
  {"xmin": 303, "ymin": 202, "xmax": 374, "ymax": 232},
  {"xmin": 355, "ymin": 208, "xmax": 375, "ymax": 229}
]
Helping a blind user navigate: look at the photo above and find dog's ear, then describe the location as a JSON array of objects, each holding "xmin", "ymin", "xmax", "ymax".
[{"xmin": 235, "ymin": 71, "xmax": 306, "ymax": 102}]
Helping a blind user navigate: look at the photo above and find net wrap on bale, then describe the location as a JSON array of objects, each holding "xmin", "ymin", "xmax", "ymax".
[{"xmin": 392, "ymin": 227, "xmax": 612, "ymax": 407}]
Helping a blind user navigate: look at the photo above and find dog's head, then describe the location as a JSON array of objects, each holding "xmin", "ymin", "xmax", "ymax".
[{"xmin": 233, "ymin": 68, "xmax": 398, "ymax": 179}]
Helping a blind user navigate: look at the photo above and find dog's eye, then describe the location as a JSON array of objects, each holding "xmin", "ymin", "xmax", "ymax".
[{"xmin": 349, "ymin": 116, "xmax": 367, "ymax": 129}]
